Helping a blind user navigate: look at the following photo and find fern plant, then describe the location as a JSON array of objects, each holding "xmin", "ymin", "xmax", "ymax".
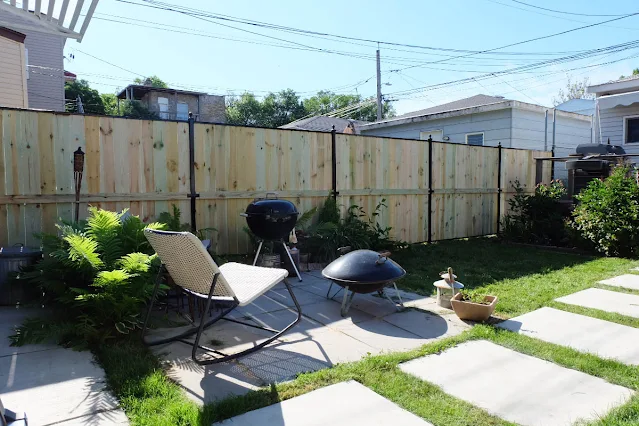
[{"xmin": 11, "ymin": 207, "xmax": 166, "ymax": 349}]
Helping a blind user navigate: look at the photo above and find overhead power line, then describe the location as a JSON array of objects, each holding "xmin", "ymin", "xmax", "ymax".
[
  {"xmin": 115, "ymin": 0, "xmax": 608, "ymax": 57},
  {"xmin": 510, "ymin": 0, "xmax": 629, "ymax": 17}
]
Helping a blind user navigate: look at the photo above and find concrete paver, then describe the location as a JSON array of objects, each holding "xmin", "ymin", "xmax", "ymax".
[
  {"xmin": 399, "ymin": 340, "xmax": 633, "ymax": 426},
  {"xmin": 212, "ymin": 380, "xmax": 433, "ymax": 426},
  {"xmin": 498, "ymin": 307, "xmax": 639, "ymax": 364},
  {"xmin": 0, "ymin": 308, "xmax": 128, "ymax": 425},
  {"xmin": 152, "ymin": 272, "xmax": 469, "ymax": 405},
  {"xmin": 599, "ymin": 274, "xmax": 639, "ymax": 291},
  {"xmin": 556, "ymin": 288, "xmax": 639, "ymax": 318}
]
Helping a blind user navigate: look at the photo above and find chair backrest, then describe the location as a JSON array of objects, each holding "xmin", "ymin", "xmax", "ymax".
[{"xmin": 144, "ymin": 229, "xmax": 235, "ymax": 298}]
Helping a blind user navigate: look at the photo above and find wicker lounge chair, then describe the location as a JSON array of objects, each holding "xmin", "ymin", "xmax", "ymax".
[{"xmin": 142, "ymin": 229, "xmax": 302, "ymax": 365}]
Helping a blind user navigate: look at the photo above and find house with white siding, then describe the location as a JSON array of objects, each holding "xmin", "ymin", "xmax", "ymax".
[
  {"xmin": 0, "ymin": 0, "xmax": 99, "ymax": 111},
  {"xmin": 0, "ymin": 26, "xmax": 28, "ymax": 109},
  {"xmin": 588, "ymin": 77, "xmax": 639, "ymax": 155},
  {"xmin": 358, "ymin": 94, "xmax": 593, "ymax": 180}
]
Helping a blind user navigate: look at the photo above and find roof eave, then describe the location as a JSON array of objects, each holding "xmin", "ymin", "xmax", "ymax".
[{"xmin": 360, "ymin": 101, "xmax": 513, "ymax": 130}]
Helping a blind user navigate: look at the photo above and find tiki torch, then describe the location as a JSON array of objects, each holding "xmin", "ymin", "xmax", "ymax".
[{"xmin": 73, "ymin": 147, "xmax": 85, "ymax": 223}]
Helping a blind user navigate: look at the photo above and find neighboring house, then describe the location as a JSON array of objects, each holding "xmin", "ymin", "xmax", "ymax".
[
  {"xmin": 0, "ymin": 0, "xmax": 99, "ymax": 111},
  {"xmin": 555, "ymin": 98, "xmax": 595, "ymax": 116},
  {"xmin": 588, "ymin": 76, "xmax": 639, "ymax": 154},
  {"xmin": 279, "ymin": 116, "xmax": 367, "ymax": 133},
  {"xmin": 116, "ymin": 84, "xmax": 226, "ymax": 123},
  {"xmin": 359, "ymin": 94, "xmax": 593, "ymax": 180},
  {"xmin": 0, "ymin": 27, "xmax": 28, "ymax": 108}
]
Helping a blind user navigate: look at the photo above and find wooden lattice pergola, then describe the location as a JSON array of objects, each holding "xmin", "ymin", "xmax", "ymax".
[{"xmin": 0, "ymin": 0, "xmax": 99, "ymax": 41}]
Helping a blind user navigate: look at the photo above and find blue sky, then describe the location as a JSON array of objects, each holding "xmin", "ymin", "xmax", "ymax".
[{"xmin": 64, "ymin": 0, "xmax": 639, "ymax": 115}]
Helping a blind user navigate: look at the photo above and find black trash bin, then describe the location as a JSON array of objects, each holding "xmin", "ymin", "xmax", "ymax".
[{"xmin": 0, "ymin": 246, "xmax": 42, "ymax": 306}]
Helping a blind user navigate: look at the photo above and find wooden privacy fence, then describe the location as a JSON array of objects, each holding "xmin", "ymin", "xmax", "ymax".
[{"xmin": 0, "ymin": 108, "xmax": 551, "ymax": 253}]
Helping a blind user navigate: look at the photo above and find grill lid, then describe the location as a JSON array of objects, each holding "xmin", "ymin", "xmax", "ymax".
[
  {"xmin": 575, "ymin": 144, "xmax": 626, "ymax": 156},
  {"xmin": 322, "ymin": 249, "xmax": 406, "ymax": 285},
  {"xmin": 245, "ymin": 193, "xmax": 298, "ymax": 218}
]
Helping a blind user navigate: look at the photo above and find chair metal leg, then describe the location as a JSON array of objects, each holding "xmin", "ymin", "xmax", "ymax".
[
  {"xmin": 191, "ymin": 278, "xmax": 302, "ymax": 365},
  {"xmin": 142, "ymin": 273, "xmax": 235, "ymax": 346}
]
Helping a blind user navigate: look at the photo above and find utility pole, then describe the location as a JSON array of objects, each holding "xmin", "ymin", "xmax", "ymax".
[{"xmin": 376, "ymin": 48, "xmax": 382, "ymax": 121}]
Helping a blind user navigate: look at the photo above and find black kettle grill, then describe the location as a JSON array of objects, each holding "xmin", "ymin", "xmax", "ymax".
[
  {"xmin": 566, "ymin": 144, "xmax": 629, "ymax": 197},
  {"xmin": 322, "ymin": 249, "xmax": 406, "ymax": 316},
  {"xmin": 241, "ymin": 193, "xmax": 302, "ymax": 281}
]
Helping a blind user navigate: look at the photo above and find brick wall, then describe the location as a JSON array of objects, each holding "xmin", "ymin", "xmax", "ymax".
[{"xmin": 199, "ymin": 94, "xmax": 225, "ymax": 123}]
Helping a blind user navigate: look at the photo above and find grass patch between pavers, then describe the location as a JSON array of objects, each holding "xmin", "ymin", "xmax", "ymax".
[
  {"xmin": 96, "ymin": 323, "xmax": 639, "ymax": 426},
  {"xmin": 548, "ymin": 300, "xmax": 639, "ymax": 329},
  {"xmin": 392, "ymin": 238, "xmax": 638, "ymax": 318}
]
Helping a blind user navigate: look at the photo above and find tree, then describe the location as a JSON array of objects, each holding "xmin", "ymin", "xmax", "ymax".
[
  {"xmin": 133, "ymin": 75, "xmax": 168, "ymax": 88},
  {"xmin": 618, "ymin": 68, "xmax": 639, "ymax": 80},
  {"xmin": 119, "ymin": 100, "xmax": 159, "ymax": 120},
  {"xmin": 101, "ymin": 93, "xmax": 119, "ymax": 115},
  {"xmin": 260, "ymin": 89, "xmax": 306, "ymax": 127},
  {"xmin": 226, "ymin": 92, "xmax": 265, "ymax": 126},
  {"xmin": 553, "ymin": 76, "xmax": 594, "ymax": 106},
  {"xmin": 303, "ymin": 91, "xmax": 395, "ymax": 122},
  {"xmin": 64, "ymin": 80, "xmax": 105, "ymax": 114}
]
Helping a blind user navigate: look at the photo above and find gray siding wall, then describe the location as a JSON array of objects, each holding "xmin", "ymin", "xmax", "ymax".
[
  {"xmin": 360, "ymin": 109, "xmax": 513, "ymax": 147},
  {"xmin": 511, "ymin": 108, "xmax": 592, "ymax": 181},
  {"xmin": 0, "ymin": 10, "xmax": 65, "ymax": 111},
  {"xmin": 597, "ymin": 104, "xmax": 639, "ymax": 155}
]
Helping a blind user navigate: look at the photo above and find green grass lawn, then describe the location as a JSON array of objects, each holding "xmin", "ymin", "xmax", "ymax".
[
  {"xmin": 96, "ymin": 238, "xmax": 639, "ymax": 425},
  {"xmin": 393, "ymin": 237, "xmax": 638, "ymax": 318}
]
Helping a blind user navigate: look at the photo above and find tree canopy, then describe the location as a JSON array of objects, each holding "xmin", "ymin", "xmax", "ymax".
[
  {"xmin": 65, "ymin": 80, "xmax": 105, "ymax": 114},
  {"xmin": 553, "ymin": 76, "xmax": 594, "ymax": 106},
  {"xmin": 133, "ymin": 75, "xmax": 168, "ymax": 88},
  {"xmin": 225, "ymin": 89, "xmax": 395, "ymax": 127}
]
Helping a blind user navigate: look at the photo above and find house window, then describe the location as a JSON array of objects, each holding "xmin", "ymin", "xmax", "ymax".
[
  {"xmin": 158, "ymin": 97, "xmax": 169, "ymax": 119},
  {"xmin": 625, "ymin": 117, "xmax": 639, "ymax": 143},
  {"xmin": 177, "ymin": 102, "xmax": 189, "ymax": 121},
  {"xmin": 419, "ymin": 130, "xmax": 443, "ymax": 141},
  {"xmin": 465, "ymin": 132, "xmax": 484, "ymax": 146}
]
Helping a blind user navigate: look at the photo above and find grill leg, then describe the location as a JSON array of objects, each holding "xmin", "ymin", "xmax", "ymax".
[
  {"xmin": 252, "ymin": 240, "xmax": 263, "ymax": 266},
  {"xmin": 281, "ymin": 240, "xmax": 303, "ymax": 282},
  {"xmin": 340, "ymin": 286, "xmax": 355, "ymax": 317}
]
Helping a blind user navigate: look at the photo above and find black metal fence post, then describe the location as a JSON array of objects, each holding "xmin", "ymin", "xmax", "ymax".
[
  {"xmin": 187, "ymin": 113, "xmax": 199, "ymax": 233},
  {"xmin": 331, "ymin": 125, "xmax": 338, "ymax": 200},
  {"xmin": 427, "ymin": 136, "xmax": 433, "ymax": 243},
  {"xmin": 496, "ymin": 143, "xmax": 503, "ymax": 235}
]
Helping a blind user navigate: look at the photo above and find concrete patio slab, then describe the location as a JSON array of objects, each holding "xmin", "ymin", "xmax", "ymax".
[
  {"xmin": 265, "ymin": 286, "xmax": 326, "ymax": 309},
  {"xmin": 298, "ymin": 299, "xmax": 375, "ymax": 327},
  {"xmin": 0, "ymin": 308, "xmax": 128, "ymax": 425},
  {"xmin": 0, "ymin": 347, "xmax": 124, "ymax": 425},
  {"xmin": 153, "ymin": 341, "xmax": 265, "ymax": 404},
  {"xmin": 212, "ymin": 380, "xmax": 433, "ymax": 426},
  {"xmin": 333, "ymin": 319, "xmax": 430, "ymax": 353},
  {"xmin": 556, "ymin": 288, "xmax": 639, "ymax": 318},
  {"xmin": 498, "ymin": 307, "xmax": 639, "ymax": 365},
  {"xmin": 400, "ymin": 340, "xmax": 633, "ymax": 426},
  {"xmin": 348, "ymin": 293, "xmax": 401, "ymax": 317},
  {"xmin": 382, "ymin": 308, "xmax": 469, "ymax": 339},
  {"xmin": 0, "ymin": 308, "xmax": 57, "ymax": 357},
  {"xmin": 599, "ymin": 274, "xmax": 639, "ymax": 291}
]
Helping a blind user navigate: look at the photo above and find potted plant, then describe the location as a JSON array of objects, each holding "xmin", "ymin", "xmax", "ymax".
[{"xmin": 450, "ymin": 291, "xmax": 498, "ymax": 322}]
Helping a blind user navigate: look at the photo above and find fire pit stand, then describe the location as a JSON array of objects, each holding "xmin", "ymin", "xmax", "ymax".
[{"xmin": 322, "ymin": 250, "xmax": 406, "ymax": 316}]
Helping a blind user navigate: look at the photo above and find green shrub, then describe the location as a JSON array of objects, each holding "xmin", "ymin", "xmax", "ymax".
[
  {"xmin": 11, "ymin": 208, "xmax": 166, "ymax": 348},
  {"xmin": 502, "ymin": 180, "xmax": 568, "ymax": 246},
  {"xmin": 572, "ymin": 166, "xmax": 639, "ymax": 257},
  {"xmin": 303, "ymin": 197, "xmax": 402, "ymax": 261},
  {"xmin": 157, "ymin": 204, "xmax": 216, "ymax": 240}
]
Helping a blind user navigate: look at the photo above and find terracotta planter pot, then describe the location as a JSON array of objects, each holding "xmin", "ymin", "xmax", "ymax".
[{"xmin": 450, "ymin": 293, "xmax": 498, "ymax": 322}]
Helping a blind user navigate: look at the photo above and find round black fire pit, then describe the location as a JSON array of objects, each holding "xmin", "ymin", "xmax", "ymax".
[{"xmin": 322, "ymin": 249, "xmax": 406, "ymax": 316}]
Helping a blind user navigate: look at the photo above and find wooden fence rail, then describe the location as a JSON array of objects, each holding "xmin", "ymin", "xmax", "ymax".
[{"xmin": 0, "ymin": 108, "xmax": 551, "ymax": 253}]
